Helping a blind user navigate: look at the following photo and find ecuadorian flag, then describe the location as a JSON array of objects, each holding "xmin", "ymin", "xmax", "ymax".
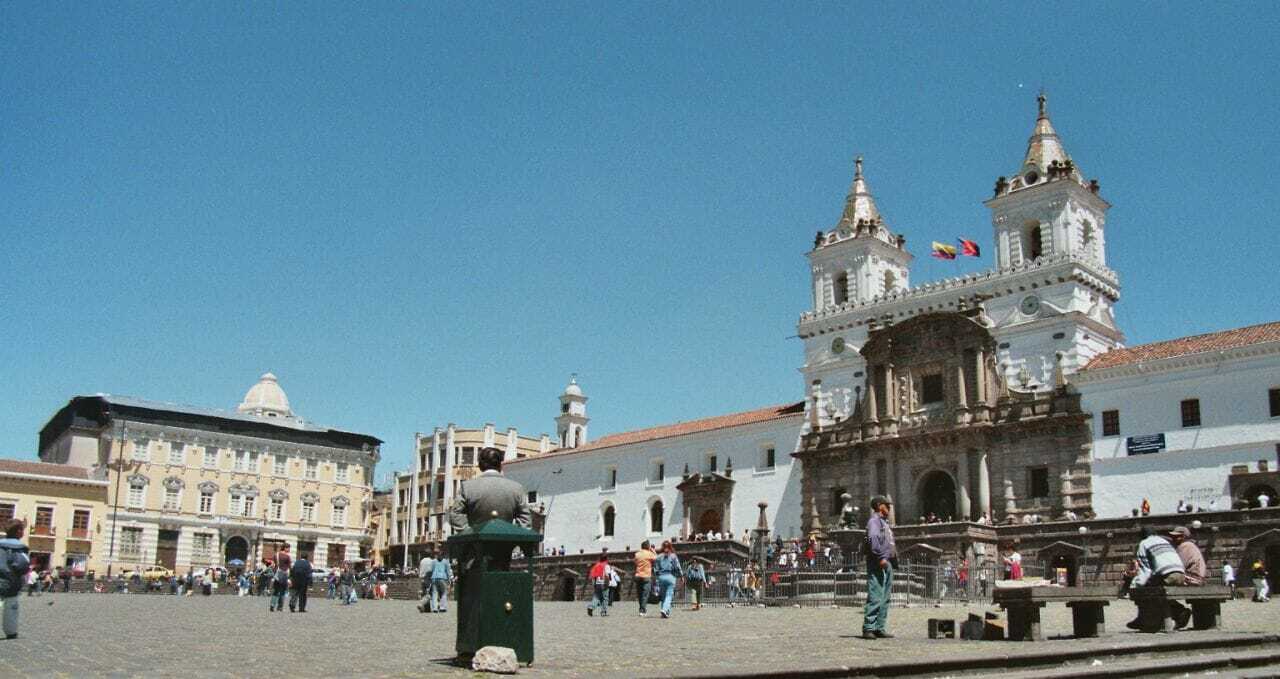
[{"xmin": 931, "ymin": 241, "xmax": 957, "ymax": 260}]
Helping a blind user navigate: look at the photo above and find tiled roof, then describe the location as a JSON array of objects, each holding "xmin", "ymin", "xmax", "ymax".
[
  {"xmin": 1084, "ymin": 320, "xmax": 1280, "ymax": 371},
  {"xmin": 0, "ymin": 458, "xmax": 93, "ymax": 481},
  {"xmin": 508, "ymin": 402, "xmax": 804, "ymax": 465}
]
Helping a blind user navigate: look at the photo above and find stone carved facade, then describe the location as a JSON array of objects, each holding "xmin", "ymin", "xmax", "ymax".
[{"xmin": 796, "ymin": 310, "xmax": 1093, "ymax": 534}]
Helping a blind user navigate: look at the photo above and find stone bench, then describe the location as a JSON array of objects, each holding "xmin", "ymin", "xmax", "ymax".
[
  {"xmin": 1129, "ymin": 585, "xmax": 1231, "ymax": 633},
  {"xmin": 993, "ymin": 586, "xmax": 1117, "ymax": 641}
]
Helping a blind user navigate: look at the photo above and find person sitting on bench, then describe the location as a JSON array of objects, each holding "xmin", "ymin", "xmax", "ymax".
[
  {"xmin": 1167, "ymin": 526, "xmax": 1206, "ymax": 629},
  {"xmin": 1122, "ymin": 526, "xmax": 1186, "ymax": 630}
]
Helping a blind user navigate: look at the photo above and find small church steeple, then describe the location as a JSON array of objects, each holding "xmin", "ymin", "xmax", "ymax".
[{"xmin": 555, "ymin": 374, "xmax": 589, "ymax": 449}]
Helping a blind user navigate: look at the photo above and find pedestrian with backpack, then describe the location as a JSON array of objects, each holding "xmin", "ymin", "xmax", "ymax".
[
  {"xmin": 1, "ymin": 520, "xmax": 32, "ymax": 639},
  {"xmin": 269, "ymin": 561, "xmax": 289, "ymax": 612}
]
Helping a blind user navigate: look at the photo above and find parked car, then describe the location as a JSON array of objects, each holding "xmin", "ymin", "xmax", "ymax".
[
  {"xmin": 311, "ymin": 567, "xmax": 332, "ymax": 579},
  {"xmin": 121, "ymin": 565, "xmax": 174, "ymax": 581}
]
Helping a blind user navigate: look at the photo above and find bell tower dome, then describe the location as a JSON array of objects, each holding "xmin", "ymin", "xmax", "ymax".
[{"xmin": 555, "ymin": 375, "xmax": 589, "ymax": 449}]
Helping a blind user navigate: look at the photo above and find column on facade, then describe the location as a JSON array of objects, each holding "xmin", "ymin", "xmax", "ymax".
[
  {"xmin": 173, "ymin": 526, "xmax": 191, "ymax": 574},
  {"xmin": 443, "ymin": 424, "xmax": 456, "ymax": 537},
  {"xmin": 1003, "ymin": 477, "xmax": 1016, "ymax": 517},
  {"xmin": 864, "ymin": 371, "xmax": 878, "ymax": 424},
  {"xmin": 314, "ymin": 540, "xmax": 329, "ymax": 568},
  {"xmin": 977, "ymin": 449, "xmax": 991, "ymax": 520},
  {"xmin": 885, "ymin": 456, "xmax": 897, "ymax": 525},
  {"xmin": 682, "ymin": 503, "xmax": 692, "ymax": 538},
  {"xmin": 956, "ymin": 451, "xmax": 972, "ymax": 520},
  {"xmin": 973, "ymin": 349, "xmax": 989, "ymax": 422},
  {"xmin": 954, "ymin": 361, "xmax": 970, "ymax": 425}
]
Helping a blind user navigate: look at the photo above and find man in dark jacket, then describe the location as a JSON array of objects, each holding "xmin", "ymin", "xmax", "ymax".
[
  {"xmin": 862, "ymin": 495, "xmax": 897, "ymax": 640},
  {"xmin": 1, "ymin": 520, "xmax": 32, "ymax": 639},
  {"xmin": 289, "ymin": 552, "xmax": 313, "ymax": 613}
]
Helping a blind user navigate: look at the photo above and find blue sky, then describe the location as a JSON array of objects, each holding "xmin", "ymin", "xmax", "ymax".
[{"xmin": 2, "ymin": 4, "xmax": 1277, "ymax": 482}]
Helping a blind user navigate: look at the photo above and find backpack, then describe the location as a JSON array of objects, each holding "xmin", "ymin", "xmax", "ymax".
[{"xmin": 0, "ymin": 542, "xmax": 32, "ymax": 598}]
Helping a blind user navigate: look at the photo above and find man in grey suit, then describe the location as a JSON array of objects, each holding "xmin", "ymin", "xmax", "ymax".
[
  {"xmin": 449, "ymin": 447, "xmax": 531, "ymax": 532},
  {"xmin": 448, "ymin": 447, "xmax": 531, "ymax": 572}
]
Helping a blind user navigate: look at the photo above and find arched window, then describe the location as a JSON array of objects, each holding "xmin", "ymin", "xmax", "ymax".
[
  {"xmin": 602, "ymin": 504, "xmax": 615, "ymax": 538},
  {"xmin": 883, "ymin": 270, "xmax": 896, "ymax": 295},
  {"xmin": 649, "ymin": 500, "xmax": 664, "ymax": 534},
  {"xmin": 1024, "ymin": 221, "xmax": 1043, "ymax": 262},
  {"xmin": 833, "ymin": 272, "xmax": 849, "ymax": 305}
]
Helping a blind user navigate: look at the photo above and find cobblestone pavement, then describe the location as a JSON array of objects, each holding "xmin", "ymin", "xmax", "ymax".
[{"xmin": 1, "ymin": 593, "xmax": 1277, "ymax": 677}]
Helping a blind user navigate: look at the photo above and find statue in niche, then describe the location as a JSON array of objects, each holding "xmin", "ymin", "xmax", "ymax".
[{"xmin": 839, "ymin": 492, "xmax": 858, "ymax": 529}]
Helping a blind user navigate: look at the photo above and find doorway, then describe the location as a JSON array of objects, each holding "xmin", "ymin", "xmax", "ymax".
[
  {"xmin": 696, "ymin": 509, "xmax": 722, "ymax": 535},
  {"xmin": 224, "ymin": 536, "xmax": 249, "ymax": 565},
  {"xmin": 157, "ymin": 529, "xmax": 179, "ymax": 570},
  {"xmin": 919, "ymin": 471, "xmax": 958, "ymax": 521}
]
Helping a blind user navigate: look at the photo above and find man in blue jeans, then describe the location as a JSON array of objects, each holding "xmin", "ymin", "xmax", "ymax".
[
  {"xmin": 862, "ymin": 495, "xmax": 897, "ymax": 639},
  {"xmin": 431, "ymin": 553, "xmax": 453, "ymax": 613}
]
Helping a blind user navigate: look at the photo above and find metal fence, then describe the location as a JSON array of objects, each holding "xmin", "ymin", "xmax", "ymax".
[{"xmin": 609, "ymin": 562, "xmax": 1046, "ymax": 609}]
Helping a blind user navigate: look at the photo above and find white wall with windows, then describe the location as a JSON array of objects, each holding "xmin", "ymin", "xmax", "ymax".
[
  {"xmin": 504, "ymin": 412, "xmax": 804, "ymax": 553},
  {"xmin": 1077, "ymin": 337, "xmax": 1280, "ymax": 517}
]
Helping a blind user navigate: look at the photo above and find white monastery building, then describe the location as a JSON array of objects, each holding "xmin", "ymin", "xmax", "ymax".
[
  {"xmin": 1076, "ymin": 322, "xmax": 1280, "ymax": 517},
  {"xmin": 478, "ymin": 95, "xmax": 1278, "ymax": 553}
]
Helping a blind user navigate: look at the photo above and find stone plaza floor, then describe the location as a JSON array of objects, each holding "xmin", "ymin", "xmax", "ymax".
[{"xmin": 1, "ymin": 593, "xmax": 1278, "ymax": 677}]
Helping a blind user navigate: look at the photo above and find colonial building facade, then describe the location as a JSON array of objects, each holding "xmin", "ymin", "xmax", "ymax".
[
  {"xmin": 37, "ymin": 374, "xmax": 381, "ymax": 574},
  {"xmin": 796, "ymin": 311, "xmax": 1094, "ymax": 533},
  {"xmin": 0, "ymin": 459, "xmax": 109, "ymax": 575}
]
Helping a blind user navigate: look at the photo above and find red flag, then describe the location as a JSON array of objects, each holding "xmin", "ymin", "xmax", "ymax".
[{"xmin": 958, "ymin": 238, "xmax": 981, "ymax": 257}]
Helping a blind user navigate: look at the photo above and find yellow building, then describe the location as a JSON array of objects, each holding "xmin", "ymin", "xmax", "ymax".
[
  {"xmin": 38, "ymin": 374, "xmax": 382, "ymax": 575},
  {"xmin": 0, "ymin": 459, "xmax": 109, "ymax": 575}
]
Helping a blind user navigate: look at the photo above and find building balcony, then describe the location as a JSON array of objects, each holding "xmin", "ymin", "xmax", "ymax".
[
  {"xmin": 68, "ymin": 528, "xmax": 93, "ymax": 541},
  {"xmin": 31, "ymin": 525, "xmax": 55, "ymax": 537}
]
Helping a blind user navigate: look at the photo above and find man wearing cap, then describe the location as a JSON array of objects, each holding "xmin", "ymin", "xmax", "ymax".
[
  {"xmin": 1122, "ymin": 526, "xmax": 1186, "ymax": 630},
  {"xmin": 1167, "ymin": 526, "xmax": 1205, "ymax": 629},
  {"xmin": 862, "ymin": 495, "xmax": 897, "ymax": 640}
]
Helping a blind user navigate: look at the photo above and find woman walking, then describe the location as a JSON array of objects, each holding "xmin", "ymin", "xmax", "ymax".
[{"xmin": 654, "ymin": 540, "xmax": 683, "ymax": 619}]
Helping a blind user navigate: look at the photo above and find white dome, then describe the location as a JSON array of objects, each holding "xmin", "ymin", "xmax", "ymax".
[
  {"xmin": 238, "ymin": 372, "xmax": 295, "ymax": 420},
  {"xmin": 562, "ymin": 376, "xmax": 583, "ymax": 397}
]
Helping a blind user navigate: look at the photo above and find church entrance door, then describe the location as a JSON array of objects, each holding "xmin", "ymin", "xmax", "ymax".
[
  {"xmin": 696, "ymin": 509, "xmax": 722, "ymax": 535},
  {"xmin": 919, "ymin": 471, "xmax": 957, "ymax": 522}
]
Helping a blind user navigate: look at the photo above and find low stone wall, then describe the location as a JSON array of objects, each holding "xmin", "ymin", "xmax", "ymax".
[
  {"xmin": 514, "ymin": 540, "xmax": 752, "ymax": 601},
  {"xmin": 878, "ymin": 507, "xmax": 1280, "ymax": 588}
]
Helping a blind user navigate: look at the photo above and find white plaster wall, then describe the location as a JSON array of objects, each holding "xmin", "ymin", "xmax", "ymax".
[
  {"xmin": 504, "ymin": 416, "xmax": 805, "ymax": 553},
  {"xmin": 1080, "ymin": 350, "xmax": 1280, "ymax": 517}
]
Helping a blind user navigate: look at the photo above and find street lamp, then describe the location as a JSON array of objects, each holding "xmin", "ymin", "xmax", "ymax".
[{"xmin": 1078, "ymin": 525, "xmax": 1089, "ymax": 586}]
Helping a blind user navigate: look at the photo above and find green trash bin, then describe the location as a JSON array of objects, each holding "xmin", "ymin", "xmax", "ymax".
[{"xmin": 446, "ymin": 518, "xmax": 543, "ymax": 665}]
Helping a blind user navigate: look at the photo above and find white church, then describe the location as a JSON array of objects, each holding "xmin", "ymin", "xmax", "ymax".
[{"xmin": 498, "ymin": 95, "xmax": 1280, "ymax": 552}]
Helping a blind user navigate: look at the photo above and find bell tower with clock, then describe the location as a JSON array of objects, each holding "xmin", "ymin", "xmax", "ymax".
[
  {"xmin": 800, "ymin": 156, "xmax": 912, "ymax": 428},
  {"xmin": 980, "ymin": 92, "xmax": 1123, "ymax": 384}
]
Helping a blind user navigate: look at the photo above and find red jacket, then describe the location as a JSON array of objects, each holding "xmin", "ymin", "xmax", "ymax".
[{"xmin": 589, "ymin": 561, "xmax": 610, "ymax": 583}]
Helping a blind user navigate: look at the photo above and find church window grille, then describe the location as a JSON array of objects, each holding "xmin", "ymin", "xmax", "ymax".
[
  {"xmin": 1028, "ymin": 467, "xmax": 1050, "ymax": 499},
  {"xmin": 1026, "ymin": 224, "xmax": 1044, "ymax": 261},
  {"xmin": 1269, "ymin": 388, "xmax": 1280, "ymax": 418},
  {"xmin": 605, "ymin": 467, "xmax": 617, "ymax": 490},
  {"xmin": 168, "ymin": 442, "xmax": 185, "ymax": 466},
  {"xmin": 527, "ymin": 491, "xmax": 538, "ymax": 504},
  {"xmin": 561, "ymin": 402, "xmax": 570, "ymax": 414},
  {"xmin": 834, "ymin": 273, "xmax": 849, "ymax": 305},
  {"xmin": 1181, "ymin": 399, "xmax": 1201, "ymax": 428},
  {"xmin": 706, "ymin": 454, "xmax": 718, "ymax": 473},
  {"xmin": 1102, "ymin": 410, "xmax": 1120, "ymax": 437},
  {"xmin": 649, "ymin": 501, "xmax": 664, "ymax": 533},
  {"xmin": 921, "ymin": 373, "xmax": 944, "ymax": 405}
]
